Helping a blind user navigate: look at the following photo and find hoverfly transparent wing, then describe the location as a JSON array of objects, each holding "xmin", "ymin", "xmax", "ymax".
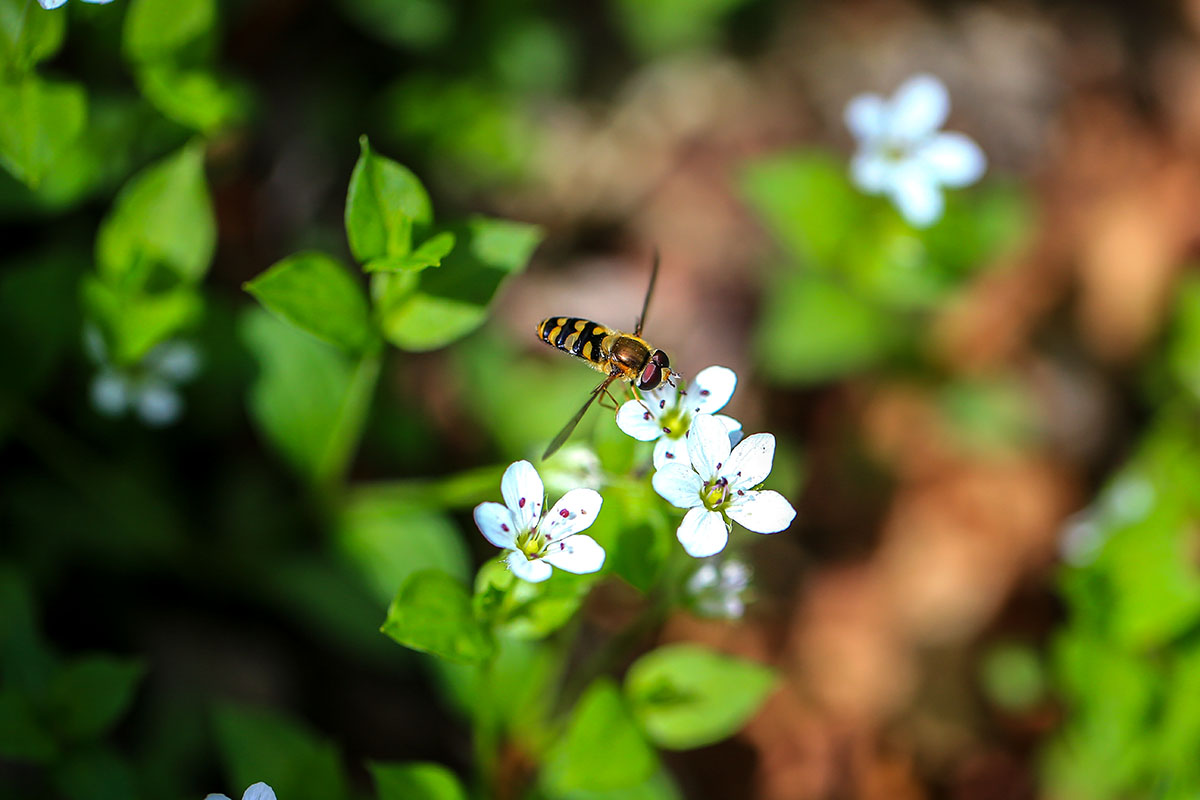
[
  {"xmin": 634, "ymin": 248, "xmax": 660, "ymax": 337},
  {"xmin": 542, "ymin": 373, "xmax": 618, "ymax": 460}
]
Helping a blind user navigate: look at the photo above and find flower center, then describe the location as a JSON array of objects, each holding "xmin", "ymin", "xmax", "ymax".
[
  {"xmin": 659, "ymin": 407, "xmax": 690, "ymax": 439},
  {"xmin": 701, "ymin": 477, "xmax": 729, "ymax": 511},
  {"xmin": 515, "ymin": 529, "xmax": 546, "ymax": 560}
]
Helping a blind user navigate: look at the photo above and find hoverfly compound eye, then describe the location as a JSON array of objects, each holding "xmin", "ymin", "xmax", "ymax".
[{"xmin": 638, "ymin": 362, "xmax": 662, "ymax": 390}]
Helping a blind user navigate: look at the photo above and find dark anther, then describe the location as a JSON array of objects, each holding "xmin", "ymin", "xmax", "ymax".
[
  {"xmin": 559, "ymin": 508, "xmax": 569, "ymax": 518},
  {"xmin": 519, "ymin": 497, "xmax": 526, "ymax": 508}
]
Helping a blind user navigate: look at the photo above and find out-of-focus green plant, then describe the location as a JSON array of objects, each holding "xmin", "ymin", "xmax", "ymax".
[
  {"xmin": 742, "ymin": 151, "xmax": 1029, "ymax": 384},
  {"xmin": 1044, "ymin": 280, "xmax": 1200, "ymax": 798}
]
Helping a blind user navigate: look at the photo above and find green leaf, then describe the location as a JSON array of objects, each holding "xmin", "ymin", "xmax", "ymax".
[
  {"xmin": 381, "ymin": 570, "xmax": 494, "ymax": 664},
  {"xmin": 0, "ymin": 566, "xmax": 54, "ymax": 692},
  {"xmin": 364, "ymin": 231, "xmax": 456, "ymax": 273},
  {"xmin": 754, "ymin": 272, "xmax": 895, "ymax": 384},
  {"xmin": 0, "ymin": 0, "xmax": 66, "ymax": 74},
  {"xmin": 741, "ymin": 152, "xmax": 863, "ymax": 268},
  {"xmin": 53, "ymin": 748, "xmax": 139, "ymax": 800},
  {"xmin": 473, "ymin": 559, "xmax": 590, "ymax": 639},
  {"xmin": 340, "ymin": 0, "xmax": 454, "ymax": 51},
  {"xmin": 370, "ymin": 761, "xmax": 468, "ymax": 800},
  {"xmin": 376, "ymin": 216, "xmax": 541, "ymax": 351},
  {"xmin": 123, "ymin": 0, "xmax": 215, "ymax": 62},
  {"xmin": 0, "ymin": 76, "xmax": 85, "ymax": 188},
  {"xmin": 212, "ymin": 705, "xmax": 350, "ymax": 800},
  {"xmin": 244, "ymin": 252, "xmax": 374, "ymax": 353},
  {"xmin": 0, "ymin": 689, "xmax": 56, "ymax": 762},
  {"xmin": 344, "ymin": 135, "xmax": 432, "ymax": 263},
  {"xmin": 135, "ymin": 64, "xmax": 249, "ymax": 134},
  {"xmin": 543, "ymin": 679, "xmax": 657, "ymax": 794},
  {"xmin": 46, "ymin": 655, "xmax": 144, "ymax": 741},
  {"xmin": 625, "ymin": 644, "xmax": 775, "ymax": 750},
  {"xmin": 337, "ymin": 494, "xmax": 470, "ymax": 606},
  {"xmin": 240, "ymin": 309, "xmax": 379, "ymax": 485},
  {"xmin": 82, "ymin": 278, "xmax": 203, "ymax": 365},
  {"xmin": 95, "ymin": 142, "xmax": 215, "ymax": 286}
]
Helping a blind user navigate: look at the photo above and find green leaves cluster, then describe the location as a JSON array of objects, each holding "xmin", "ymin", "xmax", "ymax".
[
  {"xmin": 242, "ymin": 138, "xmax": 540, "ymax": 483},
  {"xmin": 84, "ymin": 141, "xmax": 215, "ymax": 365},
  {"xmin": 1046, "ymin": 411, "xmax": 1200, "ymax": 797},
  {"xmin": 740, "ymin": 151, "xmax": 1029, "ymax": 384},
  {"xmin": 0, "ymin": 568, "xmax": 145, "ymax": 800}
]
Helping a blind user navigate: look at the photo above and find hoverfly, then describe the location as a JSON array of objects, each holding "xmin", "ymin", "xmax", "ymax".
[{"xmin": 537, "ymin": 253, "xmax": 676, "ymax": 460}]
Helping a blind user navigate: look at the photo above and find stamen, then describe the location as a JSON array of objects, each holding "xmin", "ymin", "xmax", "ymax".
[
  {"xmin": 659, "ymin": 399, "xmax": 666, "ymax": 409},
  {"xmin": 662, "ymin": 426, "xmax": 671, "ymax": 434},
  {"xmin": 501, "ymin": 524, "xmax": 509, "ymax": 532},
  {"xmin": 700, "ymin": 389, "xmax": 710, "ymax": 396},
  {"xmin": 559, "ymin": 508, "xmax": 569, "ymax": 518},
  {"xmin": 519, "ymin": 497, "xmax": 526, "ymax": 508}
]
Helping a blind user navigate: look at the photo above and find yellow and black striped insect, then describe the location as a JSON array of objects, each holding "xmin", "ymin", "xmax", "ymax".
[{"xmin": 537, "ymin": 253, "xmax": 675, "ymax": 459}]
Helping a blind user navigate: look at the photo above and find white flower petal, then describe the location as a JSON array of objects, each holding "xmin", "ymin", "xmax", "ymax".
[
  {"xmin": 474, "ymin": 502, "xmax": 518, "ymax": 549},
  {"xmin": 726, "ymin": 489, "xmax": 796, "ymax": 534},
  {"xmin": 722, "ymin": 432, "xmax": 776, "ymax": 491},
  {"xmin": 90, "ymin": 371, "xmax": 129, "ymax": 416},
  {"xmin": 844, "ymin": 92, "xmax": 887, "ymax": 141},
  {"xmin": 652, "ymin": 463, "xmax": 704, "ymax": 510},
  {"xmin": 146, "ymin": 341, "xmax": 201, "ymax": 382},
  {"xmin": 652, "ymin": 435, "xmax": 690, "ymax": 470},
  {"xmin": 506, "ymin": 550, "xmax": 552, "ymax": 583},
  {"xmin": 38, "ymin": 0, "xmax": 68, "ymax": 8},
  {"xmin": 685, "ymin": 366, "xmax": 737, "ymax": 415},
  {"xmin": 887, "ymin": 163, "xmax": 944, "ymax": 227},
  {"xmin": 204, "ymin": 795, "xmax": 232, "ymax": 800},
  {"xmin": 888, "ymin": 73, "xmax": 949, "ymax": 141},
  {"xmin": 243, "ymin": 784, "xmax": 278, "ymax": 800},
  {"xmin": 134, "ymin": 381, "xmax": 182, "ymax": 426},
  {"xmin": 615, "ymin": 399, "xmax": 663, "ymax": 441},
  {"xmin": 541, "ymin": 488, "xmax": 603, "ymax": 541},
  {"xmin": 501, "ymin": 460, "xmax": 543, "ymax": 532},
  {"xmin": 917, "ymin": 131, "xmax": 986, "ymax": 188},
  {"xmin": 850, "ymin": 150, "xmax": 893, "ymax": 194},
  {"xmin": 676, "ymin": 507, "xmax": 729, "ymax": 558},
  {"xmin": 687, "ymin": 414, "xmax": 732, "ymax": 482},
  {"xmin": 80, "ymin": 0, "xmax": 117, "ymax": 3},
  {"xmin": 542, "ymin": 533, "xmax": 605, "ymax": 574},
  {"xmin": 713, "ymin": 414, "xmax": 743, "ymax": 444}
]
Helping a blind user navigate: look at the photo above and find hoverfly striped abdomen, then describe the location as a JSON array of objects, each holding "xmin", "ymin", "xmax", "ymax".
[{"xmin": 537, "ymin": 317, "xmax": 611, "ymax": 371}]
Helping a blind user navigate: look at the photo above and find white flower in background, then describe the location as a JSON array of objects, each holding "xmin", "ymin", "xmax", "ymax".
[
  {"xmin": 652, "ymin": 415, "xmax": 795, "ymax": 558},
  {"xmin": 473, "ymin": 460, "xmax": 606, "ymax": 583},
  {"xmin": 687, "ymin": 558, "xmax": 752, "ymax": 619},
  {"xmin": 205, "ymin": 782, "xmax": 276, "ymax": 800},
  {"xmin": 37, "ymin": 0, "xmax": 114, "ymax": 8},
  {"xmin": 539, "ymin": 444, "xmax": 604, "ymax": 494},
  {"xmin": 845, "ymin": 73, "xmax": 986, "ymax": 227},
  {"xmin": 615, "ymin": 365, "xmax": 741, "ymax": 469},
  {"xmin": 84, "ymin": 326, "xmax": 201, "ymax": 427}
]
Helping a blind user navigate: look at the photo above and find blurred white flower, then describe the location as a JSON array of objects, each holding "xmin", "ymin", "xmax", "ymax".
[
  {"xmin": 84, "ymin": 327, "xmax": 201, "ymax": 427},
  {"xmin": 37, "ymin": 0, "xmax": 114, "ymax": 8},
  {"xmin": 615, "ymin": 365, "xmax": 741, "ymax": 469},
  {"xmin": 205, "ymin": 782, "xmax": 276, "ymax": 800},
  {"xmin": 652, "ymin": 415, "xmax": 796, "ymax": 557},
  {"xmin": 473, "ymin": 460, "xmax": 606, "ymax": 583},
  {"xmin": 539, "ymin": 443, "xmax": 604, "ymax": 494},
  {"xmin": 687, "ymin": 558, "xmax": 752, "ymax": 619},
  {"xmin": 845, "ymin": 73, "xmax": 986, "ymax": 227}
]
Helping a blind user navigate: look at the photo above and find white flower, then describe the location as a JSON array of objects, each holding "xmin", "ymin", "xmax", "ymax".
[
  {"xmin": 205, "ymin": 782, "xmax": 276, "ymax": 800},
  {"xmin": 687, "ymin": 558, "xmax": 752, "ymax": 619},
  {"xmin": 652, "ymin": 415, "xmax": 795, "ymax": 558},
  {"xmin": 84, "ymin": 327, "xmax": 200, "ymax": 427},
  {"xmin": 845, "ymin": 73, "xmax": 986, "ymax": 227},
  {"xmin": 37, "ymin": 0, "xmax": 114, "ymax": 8},
  {"xmin": 615, "ymin": 365, "xmax": 742, "ymax": 469},
  {"xmin": 473, "ymin": 460, "xmax": 606, "ymax": 583}
]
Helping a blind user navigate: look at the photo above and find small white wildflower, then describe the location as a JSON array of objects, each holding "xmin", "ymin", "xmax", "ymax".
[
  {"xmin": 615, "ymin": 365, "xmax": 742, "ymax": 469},
  {"xmin": 687, "ymin": 558, "xmax": 752, "ymax": 619},
  {"xmin": 37, "ymin": 0, "xmax": 114, "ymax": 8},
  {"xmin": 84, "ymin": 327, "xmax": 200, "ymax": 427},
  {"xmin": 205, "ymin": 782, "xmax": 276, "ymax": 800},
  {"xmin": 845, "ymin": 73, "xmax": 986, "ymax": 227},
  {"xmin": 473, "ymin": 460, "xmax": 606, "ymax": 583},
  {"xmin": 652, "ymin": 414, "xmax": 795, "ymax": 558}
]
